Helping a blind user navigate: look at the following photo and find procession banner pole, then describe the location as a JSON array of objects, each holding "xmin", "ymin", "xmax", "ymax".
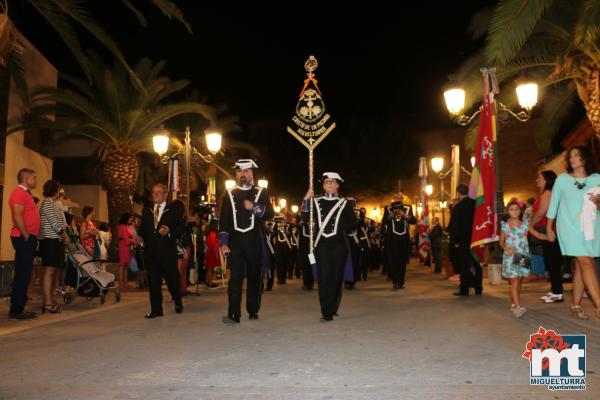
[
  {"xmin": 309, "ymin": 147, "xmax": 314, "ymax": 258},
  {"xmin": 286, "ymin": 55, "xmax": 336, "ymax": 266}
]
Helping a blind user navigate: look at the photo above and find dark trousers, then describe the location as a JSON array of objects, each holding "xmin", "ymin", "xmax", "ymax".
[
  {"xmin": 448, "ymin": 242, "xmax": 460, "ymax": 275},
  {"xmin": 288, "ymin": 248, "xmax": 298, "ymax": 279},
  {"xmin": 543, "ymin": 239, "xmax": 563, "ymax": 295},
  {"xmin": 388, "ymin": 240, "xmax": 409, "ymax": 286},
  {"xmin": 431, "ymin": 241, "xmax": 442, "ymax": 273},
  {"xmin": 292, "ymin": 249, "xmax": 301, "ymax": 278},
  {"xmin": 359, "ymin": 247, "xmax": 369, "ymax": 280},
  {"xmin": 266, "ymin": 252, "xmax": 276, "ymax": 290},
  {"xmin": 315, "ymin": 239, "xmax": 347, "ymax": 318},
  {"xmin": 10, "ymin": 236, "xmax": 37, "ymax": 315},
  {"xmin": 346, "ymin": 242, "xmax": 360, "ymax": 284},
  {"xmin": 299, "ymin": 247, "xmax": 313, "ymax": 289},
  {"xmin": 147, "ymin": 251, "xmax": 181, "ymax": 313},
  {"xmin": 458, "ymin": 242, "xmax": 482, "ymax": 293},
  {"xmin": 275, "ymin": 245, "xmax": 289, "ymax": 283},
  {"xmin": 228, "ymin": 236, "xmax": 262, "ymax": 317},
  {"xmin": 382, "ymin": 238, "xmax": 390, "ymax": 276}
]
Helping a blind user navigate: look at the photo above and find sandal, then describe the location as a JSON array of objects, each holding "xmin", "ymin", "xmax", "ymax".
[
  {"xmin": 41, "ymin": 304, "xmax": 62, "ymax": 314},
  {"xmin": 570, "ymin": 305, "xmax": 589, "ymax": 320}
]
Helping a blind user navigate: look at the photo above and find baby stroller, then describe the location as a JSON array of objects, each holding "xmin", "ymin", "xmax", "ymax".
[{"xmin": 64, "ymin": 243, "xmax": 121, "ymax": 304}]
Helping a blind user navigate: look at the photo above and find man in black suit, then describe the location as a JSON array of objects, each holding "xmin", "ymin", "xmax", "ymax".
[
  {"xmin": 448, "ymin": 184, "xmax": 479, "ymax": 296},
  {"xmin": 141, "ymin": 183, "xmax": 185, "ymax": 318},
  {"xmin": 429, "ymin": 217, "xmax": 444, "ymax": 273}
]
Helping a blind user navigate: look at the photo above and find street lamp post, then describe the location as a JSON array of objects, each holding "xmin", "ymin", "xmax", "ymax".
[
  {"xmin": 443, "ymin": 74, "xmax": 538, "ymax": 215},
  {"xmin": 153, "ymin": 125, "xmax": 222, "ymax": 212},
  {"xmin": 431, "ymin": 154, "xmax": 473, "ymax": 228}
]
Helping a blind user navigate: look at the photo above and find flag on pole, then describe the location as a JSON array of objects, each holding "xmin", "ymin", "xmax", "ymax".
[
  {"xmin": 469, "ymin": 68, "xmax": 499, "ymax": 261},
  {"xmin": 417, "ymin": 157, "xmax": 430, "ymax": 263},
  {"xmin": 168, "ymin": 159, "xmax": 179, "ymax": 193}
]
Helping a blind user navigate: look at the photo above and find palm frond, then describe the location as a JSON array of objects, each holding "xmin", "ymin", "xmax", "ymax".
[
  {"xmin": 535, "ymin": 82, "xmax": 577, "ymax": 152},
  {"xmin": 485, "ymin": 0, "xmax": 555, "ymax": 65},
  {"xmin": 132, "ymin": 103, "xmax": 216, "ymax": 140},
  {"xmin": 120, "ymin": 0, "xmax": 148, "ymax": 27},
  {"xmin": 574, "ymin": 0, "xmax": 600, "ymax": 46},
  {"xmin": 47, "ymin": 0, "xmax": 144, "ymax": 92},
  {"xmin": 468, "ymin": 6, "xmax": 494, "ymax": 40},
  {"xmin": 148, "ymin": 0, "xmax": 192, "ymax": 33},
  {"xmin": 26, "ymin": 0, "xmax": 91, "ymax": 80}
]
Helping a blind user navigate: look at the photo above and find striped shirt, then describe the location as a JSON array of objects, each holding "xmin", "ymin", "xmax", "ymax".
[{"xmin": 39, "ymin": 197, "xmax": 68, "ymax": 240}]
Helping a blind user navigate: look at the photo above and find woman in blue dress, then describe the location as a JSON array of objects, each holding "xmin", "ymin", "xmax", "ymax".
[{"xmin": 547, "ymin": 146, "xmax": 600, "ymax": 320}]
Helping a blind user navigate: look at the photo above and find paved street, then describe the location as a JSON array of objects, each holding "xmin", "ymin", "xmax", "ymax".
[{"xmin": 1, "ymin": 262, "xmax": 599, "ymax": 399}]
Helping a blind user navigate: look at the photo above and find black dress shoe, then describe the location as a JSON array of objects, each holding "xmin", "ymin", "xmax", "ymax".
[
  {"xmin": 453, "ymin": 291, "xmax": 469, "ymax": 296},
  {"xmin": 175, "ymin": 305, "xmax": 184, "ymax": 314},
  {"xmin": 144, "ymin": 312, "xmax": 163, "ymax": 319},
  {"xmin": 265, "ymin": 287, "xmax": 273, "ymax": 292},
  {"xmin": 222, "ymin": 315, "xmax": 240, "ymax": 324},
  {"xmin": 320, "ymin": 315, "xmax": 333, "ymax": 322},
  {"xmin": 249, "ymin": 313, "xmax": 259, "ymax": 320},
  {"xmin": 9, "ymin": 312, "xmax": 37, "ymax": 320}
]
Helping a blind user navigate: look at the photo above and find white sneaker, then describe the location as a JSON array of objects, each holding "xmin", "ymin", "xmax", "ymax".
[
  {"xmin": 539, "ymin": 291, "xmax": 553, "ymax": 300},
  {"xmin": 510, "ymin": 304, "xmax": 516, "ymax": 312},
  {"xmin": 513, "ymin": 306, "xmax": 527, "ymax": 318},
  {"xmin": 542, "ymin": 294, "xmax": 563, "ymax": 303}
]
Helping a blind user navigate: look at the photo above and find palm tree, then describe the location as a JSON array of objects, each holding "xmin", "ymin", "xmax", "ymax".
[
  {"xmin": 455, "ymin": 0, "xmax": 600, "ymax": 152},
  {"xmin": 1, "ymin": 0, "xmax": 190, "ymax": 91},
  {"xmin": 21, "ymin": 53, "xmax": 215, "ymax": 230}
]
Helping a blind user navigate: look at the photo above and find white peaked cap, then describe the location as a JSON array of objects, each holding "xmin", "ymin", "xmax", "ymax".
[
  {"xmin": 322, "ymin": 172, "xmax": 344, "ymax": 182},
  {"xmin": 234, "ymin": 159, "xmax": 258, "ymax": 170}
]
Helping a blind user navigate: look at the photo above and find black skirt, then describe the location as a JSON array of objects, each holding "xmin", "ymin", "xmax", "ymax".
[{"xmin": 39, "ymin": 238, "xmax": 65, "ymax": 268}]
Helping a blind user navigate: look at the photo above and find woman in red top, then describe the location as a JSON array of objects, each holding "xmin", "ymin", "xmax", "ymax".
[
  {"xmin": 530, "ymin": 170, "xmax": 563, "ymax": 303},
  {"xmin": 80, "ymin": 206, "xmax": 99, "ymax": 257},
  {"xmin": 204, "ymin": 219, "xmax": 221, "ymax": 289}
]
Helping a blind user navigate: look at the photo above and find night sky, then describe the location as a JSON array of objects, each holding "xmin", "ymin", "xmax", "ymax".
[{"xmin": 15, "ymin": 1, "xmax": 499, "ymax": 203}]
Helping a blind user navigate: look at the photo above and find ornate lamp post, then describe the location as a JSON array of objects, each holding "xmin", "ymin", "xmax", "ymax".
[
  {"xmin": 443, "ymin": 77, "xmax": 538, "ymax": 213},
  {"xmin": 153, "ymin": 125, "xmax": 222, "ymax": 213}
]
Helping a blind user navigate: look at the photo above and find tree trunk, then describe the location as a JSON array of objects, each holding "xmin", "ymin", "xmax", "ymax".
[
  {"xmin": 102, "ymin": 146, "xmax": 139, "ymax": 259},
  {"xmin": 577, "ymin": 63, "xmax": 600, "ymax": 140}
]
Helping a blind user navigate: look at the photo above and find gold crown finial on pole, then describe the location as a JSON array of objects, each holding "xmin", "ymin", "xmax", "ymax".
[{"xmin": 304, "ymin": 55, "xmax": 318, "ymax": 78}]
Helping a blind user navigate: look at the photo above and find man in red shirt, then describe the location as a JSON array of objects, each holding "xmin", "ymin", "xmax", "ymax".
[{"xmin": 8, "ymin": 168, "xmax": 40, "ymax": 319}]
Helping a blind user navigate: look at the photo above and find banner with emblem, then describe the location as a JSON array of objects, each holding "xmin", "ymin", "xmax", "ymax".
[
  {"xmin": 469, "ymin": 68, "xmax": 499, "ymax": 257},
  {"xmin": 287, "ymin": 55, "xmax": 337, "ymax": 264},
  {"xmin": 287, "ymin": 55, "xmax": 336, "ymax": 150}
]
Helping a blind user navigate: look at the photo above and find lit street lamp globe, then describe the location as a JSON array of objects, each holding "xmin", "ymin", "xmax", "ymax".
[
  {"xmin": 153, "ymin": 134, "xmax": 169, "ymax": 156},
  {"xmin": 431, "ymin": 157, "xmax": 444, "ymax": 174},
  {"xmin": 291, "ymin": 205, "xmax": 299, "ymax": 213},
  {"xmin": 516, "ymin": 82, "xmax": 538, "ymax": 110},
  {"xmin": 443, "ymin": 88, "xmax": 465, "ymax": 115},
  {"xmin": 205, "ymin": 130, "xmax": 222, "ymax": 155},
  {"xmin": 225, "ymin": 180, "xmax": 236, "ymax": 190}
]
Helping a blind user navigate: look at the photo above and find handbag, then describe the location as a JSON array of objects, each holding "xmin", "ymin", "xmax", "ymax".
[{"xmin": 512, "ymin": 252, "xmax": 532, "ymax": 270}]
